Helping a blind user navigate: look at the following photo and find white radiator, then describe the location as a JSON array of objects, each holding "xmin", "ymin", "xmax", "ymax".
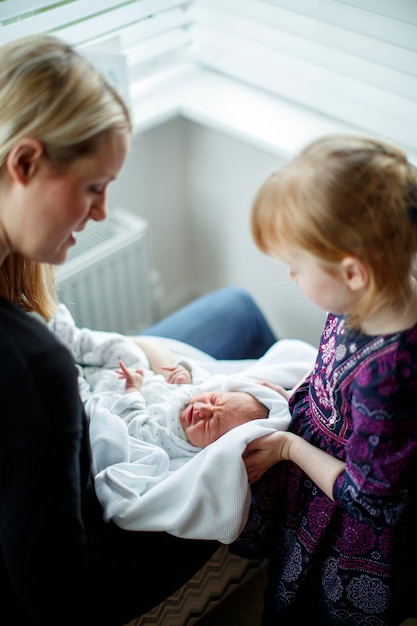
[{"xmin": 56, "ymin": 208, "xmax": 155, "ymax": 334}]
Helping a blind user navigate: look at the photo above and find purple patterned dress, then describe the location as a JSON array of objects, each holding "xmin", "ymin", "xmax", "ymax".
[{"xmin": 231, "ymin": 313, "xmax": 417, "ymax": 625}]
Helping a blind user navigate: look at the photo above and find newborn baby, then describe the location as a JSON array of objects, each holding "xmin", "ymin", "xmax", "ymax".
[{"xmin": 118, "ymin": 360, "xmax": 269, "ymax": 448}]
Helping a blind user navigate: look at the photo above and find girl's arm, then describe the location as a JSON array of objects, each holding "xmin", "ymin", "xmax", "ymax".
[
  {"xmin": 244, "ymin": 430, "xmax": 345, "ymax": 499},
  {"xmin": 261, "ymin": 366, "xmax": 313, "ymax": 400}
]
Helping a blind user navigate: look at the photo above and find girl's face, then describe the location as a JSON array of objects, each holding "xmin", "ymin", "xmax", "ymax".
[
  {"xmin": 179, "ymin": 391, "xmax": 258, "ymax": 448},
  {"xmin": 3, "ymin": 131, "xmax": 130, "ymax": 265},
  {"xmin": 284, "ymin": 247, "xmax": 356, "ymax": 315}
]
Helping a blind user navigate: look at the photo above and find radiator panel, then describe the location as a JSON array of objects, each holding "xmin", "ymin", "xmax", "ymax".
[{"xmin": 56, "ymin": 208, "xmax": 154, "ymax": 334}]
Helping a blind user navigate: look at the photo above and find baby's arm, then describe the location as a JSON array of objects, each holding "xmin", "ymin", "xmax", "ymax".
[{"xmin": 116, "ymin": 360, "xmax": 145, "ymax": 393}]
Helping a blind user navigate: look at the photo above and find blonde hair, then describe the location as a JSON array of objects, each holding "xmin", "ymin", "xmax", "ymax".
[
  {"xmin": 0, "ymin": 34, "xmax": 132, "ymax": 320},
  {"xmin": 0, "ymin": 256, "xmax": 57, "ymax": 320},
  {"xmin": 252, "ymin": 134, "xmax": 417, "ymax": 329}
]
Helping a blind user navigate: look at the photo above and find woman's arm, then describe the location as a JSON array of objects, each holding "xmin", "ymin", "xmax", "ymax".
[
  {"xmin": 128, "ymin": 336, "xmax": 192, "ymax": 383},
  {"xmin": 129, "ymin": 336, "xmax": 179, "ymax": 373},
  {"xmin": 2, "ymin": 337, "xmax": 90, "ymax": 619}
]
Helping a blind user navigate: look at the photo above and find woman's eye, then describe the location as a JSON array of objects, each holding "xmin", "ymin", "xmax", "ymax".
[{"xmin": 89, "ymin": 185, "xmax": 104, "ymax": 195}]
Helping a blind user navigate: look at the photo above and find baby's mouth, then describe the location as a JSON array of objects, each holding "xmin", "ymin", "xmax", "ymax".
[
  {"xmin": 184, "ymin": 404, "xmax": 194, "ymax": 426},
  {"xmin": 187, "ymin": 404, "xmax": 202, "ymax": 426}
]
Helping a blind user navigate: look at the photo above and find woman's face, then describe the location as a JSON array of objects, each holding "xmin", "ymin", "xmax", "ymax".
[{"xmin": 3, "ymin": 131, "xmax": 130, "ymax": 265}]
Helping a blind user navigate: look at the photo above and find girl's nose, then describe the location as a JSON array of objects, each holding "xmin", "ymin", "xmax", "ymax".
[{"xmin": 288, "ymin": 269, "xmax": 297, "ymax": 282}]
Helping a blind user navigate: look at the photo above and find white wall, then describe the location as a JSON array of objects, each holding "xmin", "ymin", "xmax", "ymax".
[
  {"xmin": 107, "ymin": 117, "xmax": 325, "ymax": 348},
  {"xmin": 184, "ymin": 121, "xmax": 325, "ymax": 346},
  {"xmin": 107, "ymin": 118, "xmax": 192, "ymax": 317}
]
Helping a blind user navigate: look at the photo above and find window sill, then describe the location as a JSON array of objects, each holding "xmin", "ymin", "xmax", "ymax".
[{"xmin": 129, "ymin": 65, "xmax": 417, "ymax": 164}]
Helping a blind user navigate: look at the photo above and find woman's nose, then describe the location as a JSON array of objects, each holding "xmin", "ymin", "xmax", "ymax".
[{"xmin": 91, "ymin": 193, "xmax": 107, "ymax": 222}]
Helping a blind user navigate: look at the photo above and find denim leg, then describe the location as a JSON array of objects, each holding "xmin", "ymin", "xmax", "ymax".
[{"xmin": 141, "ymin": 286, "xmax": 277, "ymax": 359}]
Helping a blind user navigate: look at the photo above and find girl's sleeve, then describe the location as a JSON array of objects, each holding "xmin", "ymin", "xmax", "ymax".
[{"xmin": 333, "ymin": 349, "xmax": 417, "ymax": 524}]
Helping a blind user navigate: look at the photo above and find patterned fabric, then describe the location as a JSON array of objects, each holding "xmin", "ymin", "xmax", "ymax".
[
  {"xmin": 126, "ymin": 545, "xmax": 266, "ymax": 626},
  {"xmin": 232, "ymin": 313, "xmax": 417, "ymax": 625}
]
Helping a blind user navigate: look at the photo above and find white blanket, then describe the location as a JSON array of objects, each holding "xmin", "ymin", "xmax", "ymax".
[
  {"xmin": 50, "ymin": 304, "xmax": 316, "ymax": 543},
  {"xmin": 97, "ymin": 416, "xmax": 288, "ymax": 543}
]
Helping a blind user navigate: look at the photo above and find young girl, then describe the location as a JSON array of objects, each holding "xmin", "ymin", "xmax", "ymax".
[{"xmin": 232, "ymin": 135, "xmax": 417, "ymax": 625}]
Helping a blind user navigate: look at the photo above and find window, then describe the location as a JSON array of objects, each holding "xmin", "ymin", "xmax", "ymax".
[
  {"xmin": 1, "ymin": 0, "xmax": 416, "ymax": 152},
  {"xmin": 189, "ymin": 0, "xmax": 417, "ymax": 152}
]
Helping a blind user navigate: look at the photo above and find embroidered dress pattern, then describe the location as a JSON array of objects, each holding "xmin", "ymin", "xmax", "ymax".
[{"xmin": 231, "ymin": 313, "xmax": 417, "ymax": 625}]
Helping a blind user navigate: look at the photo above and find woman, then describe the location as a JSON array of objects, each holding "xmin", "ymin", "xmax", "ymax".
[
  {"xmin": 0, "ymin": 33, "xmax": 217, "ymax": 626},
  {"xmin": 0, "ymin": 33, "xmax": 279, "ymax": 625}
]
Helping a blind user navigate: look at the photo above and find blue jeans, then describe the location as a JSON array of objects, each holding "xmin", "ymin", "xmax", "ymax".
[{"xmin": 141, "ymin": 286, "xmax": 277, "ymax": 359}]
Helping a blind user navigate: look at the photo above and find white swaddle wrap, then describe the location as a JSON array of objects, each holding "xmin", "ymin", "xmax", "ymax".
[{"xmin": 50, "ymin": 304, "xmax": 316, "ymax": 543}]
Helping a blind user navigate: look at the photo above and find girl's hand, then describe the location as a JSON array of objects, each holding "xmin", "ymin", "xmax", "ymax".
[
  {"xmin": 244, "ymin": 429, "xmax": 345, "ymax": 499},
  {"xmin": 243, "ymin": 431, "xmax": 293, "ymax": 484},
  {"xmin": 260, "ymin": 381, "xmax": 292, "ymax": 401},
  {"xmin": 260, "ymin": 367, "xmax": 313, "ymax": 402}
]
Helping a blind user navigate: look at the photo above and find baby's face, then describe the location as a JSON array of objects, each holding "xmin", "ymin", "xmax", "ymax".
[{"xmin": 179, "ymin": 390, "xmax": 260, "ymax": 448}]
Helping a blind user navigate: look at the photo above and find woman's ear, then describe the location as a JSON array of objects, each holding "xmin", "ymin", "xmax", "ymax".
[
  {"xmin": 6, "ymin": 138, "xmax": 44, "ymax": 184},
  {"xmin": 341, "ymin": 256, "xmax": 368, "ymax": 291}
]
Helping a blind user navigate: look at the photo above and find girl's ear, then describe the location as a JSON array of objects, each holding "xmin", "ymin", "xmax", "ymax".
[
  {"xmin": 341, "ymin": 256, "xmax": 368, "ymax": 291},
  {"xmin": 6, "ymin": 138, "xmax": 44, "ymax": 184}
]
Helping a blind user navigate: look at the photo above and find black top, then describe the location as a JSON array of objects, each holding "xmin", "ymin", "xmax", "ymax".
[
  {"xmin": 0, "ymin": 296, "xmax": 94, "ymax": 622},
  {"xmin": 0, "ymin": 296, "xmax": 217, "ymax": 625}
]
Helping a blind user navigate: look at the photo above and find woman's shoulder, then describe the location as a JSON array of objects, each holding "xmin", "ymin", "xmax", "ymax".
[
  {"xmin": 0, "ymin": 296, "xmax": 72, "ymax": 366},
  {"xmin": 0, "ymin": 294, "xmax": 47, "ymax": 333}
]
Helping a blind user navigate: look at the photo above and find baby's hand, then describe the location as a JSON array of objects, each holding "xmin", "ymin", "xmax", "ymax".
[
  {"xmin": 160, "ymin": 364, "xmax": 192, "ymax": 384},
  {"xmin": 116, "ymin": 360, "xmax": 144, "ymax": 393}
]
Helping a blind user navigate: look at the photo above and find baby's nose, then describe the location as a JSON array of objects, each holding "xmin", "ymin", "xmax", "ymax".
[{"xmin": 193, "ymin": 402, "xmax": 212, "ymax": 420}]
